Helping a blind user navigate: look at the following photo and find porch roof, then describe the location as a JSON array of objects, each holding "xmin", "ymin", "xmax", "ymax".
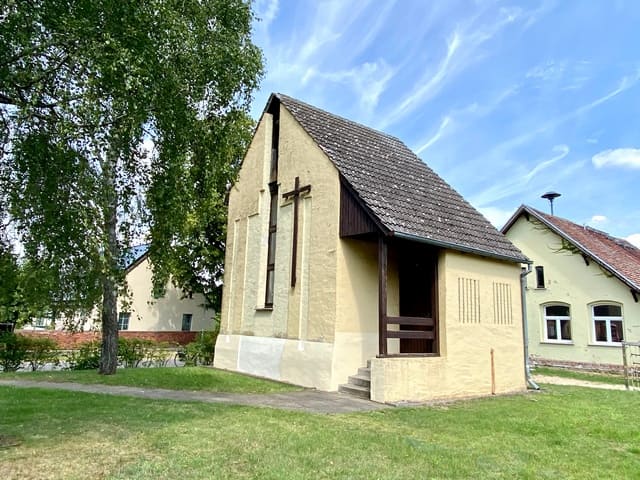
[{"xmin": 273, "ymin": 93, "xmax": 527, "ymax": 264}]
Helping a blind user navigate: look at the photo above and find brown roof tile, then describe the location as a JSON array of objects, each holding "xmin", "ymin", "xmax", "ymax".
[
  {"xmin": 274, "ymin": 93, "xmax": 527, "ymax": 263},
  {"xmin": 503, "ymin": 205, "xmax": 640, "ymax": 291}
]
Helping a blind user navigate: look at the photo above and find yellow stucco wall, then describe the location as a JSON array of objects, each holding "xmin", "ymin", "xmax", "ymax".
[
  {"xmin": 120, "ymin": 257, "xmax": 213, "ymax": 332},
  {"xmin": 506, "ymin": 215, "xmax": 640, "ymax": 366},
  {"xmin": 216, "ymin": 100, "xmax": 526, "ymax": 399},
  {"xmin": 215, "ymin": 103, "xmax": 343, "ymax": 387},
  {"xmin": 371, "ymin": 250, "xmax": 526, "ymax": 403},
  {"xmin": 77, "ymin": 256, "xmax": 214, "ymax": 332},
  {"xmin": 332, "ymin": 238, "xmax": 400, "ymax": 387}
]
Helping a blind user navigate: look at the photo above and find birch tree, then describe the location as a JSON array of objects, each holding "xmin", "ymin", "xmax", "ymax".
[{"xmin": 0, "ymin": 0, "xmax": 263, "ymax": 373}]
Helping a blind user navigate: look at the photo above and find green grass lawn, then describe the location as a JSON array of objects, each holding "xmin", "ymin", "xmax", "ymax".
[
  {"xmin": 533, "ymin": 366, "xmax": 627, "ymax": 385},
  {"xmin": 1, "ymin": 384, "xmax": 638, "ymax": 479},
  {"xmin": 0, "ymin": 367, "xmax": 301, "ymax": 394}
]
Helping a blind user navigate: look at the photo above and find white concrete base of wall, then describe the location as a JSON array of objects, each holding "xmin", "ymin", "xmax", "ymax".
[{"xmin": 214, "ymin": 334, "xmax": 335, "ymax": 390}]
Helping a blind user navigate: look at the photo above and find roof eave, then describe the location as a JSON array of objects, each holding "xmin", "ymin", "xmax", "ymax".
[
  {"xmin": 500, "ymin": 204, "xmax": 527, "ymax": 234},
  {"xmin": 516, "ymin": 206, "xmax": 640, "ymax": 292},
  {"xmin": 392, "ymin": 231, "xmax": 530, "ymax": 264}
]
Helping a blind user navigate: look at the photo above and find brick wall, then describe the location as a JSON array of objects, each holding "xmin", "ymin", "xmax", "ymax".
[
  {"xmin": 530, "ymin": 356, "xmax": 624, "ymax": 374},
  {"xmin": 17, "ymin": 330, "xmax": 198, "ymax": 349}
]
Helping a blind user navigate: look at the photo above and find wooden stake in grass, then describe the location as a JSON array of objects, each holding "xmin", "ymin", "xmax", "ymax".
[{"xmin": 490, "ymin": 348, "xmax": 496, "ymax": 395}]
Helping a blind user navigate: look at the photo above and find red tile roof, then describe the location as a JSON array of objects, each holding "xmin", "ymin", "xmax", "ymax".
[{"xmin": 503, "ymin": 206, "xmax": 640, "ymax": 292}]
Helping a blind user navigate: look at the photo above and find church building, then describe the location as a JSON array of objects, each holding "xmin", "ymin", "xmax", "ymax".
[{"xmin": 214, "ymin": 94, "xmax": 529, "ymax": 402}]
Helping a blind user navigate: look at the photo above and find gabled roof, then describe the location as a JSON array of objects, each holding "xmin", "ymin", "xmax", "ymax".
[
  {"xmin": 271, "ymin": 93, "xmax": 527, "ymax": 264},
  {"xmin": 502, "ymin": 205, "xmax": 640, "ymax": 292},
  {"xmin": 120, "ymin": 244, "xmax": 150, "ymax": 271}
]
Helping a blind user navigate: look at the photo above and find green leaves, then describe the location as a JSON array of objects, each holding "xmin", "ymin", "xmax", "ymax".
[{"xmin": 1, "ymin": 1, "xmax": 263, "ymax": 325}]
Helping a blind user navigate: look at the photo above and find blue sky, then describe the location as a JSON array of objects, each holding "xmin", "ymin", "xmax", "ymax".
[{"xmin": 250, "ymin": 0, "xmax": 640, "ymax": 246}]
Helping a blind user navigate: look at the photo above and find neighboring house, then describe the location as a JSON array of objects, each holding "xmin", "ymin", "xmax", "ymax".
[
  {"xmin": 502, "ymin": 205, "xmax": 640, "ymax": 370},
  {"xmin": 215, "ymin": 93, "xmax": 528, "ymax": 403},
  {"xmin": 23, "ymin": 244, "xmax": 215, "ymax": 334}
]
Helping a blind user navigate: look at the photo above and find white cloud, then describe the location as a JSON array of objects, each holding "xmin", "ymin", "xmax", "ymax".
[
  {"xmin": 470, "ymin": 144, "xmax": 570, "ymax": 207},
  {"xmin": 254, "ymin": 0, "xmax": 279, "ymax": 27},
  {"xmin": 590, "ymin": 215, "xmax": 607, "ymax": 223},
  {"xmin": 592, "ymin": 148, "xmax": 640, "ymax": 169},
  {"xmin": 378, "ymin": 6, "xmax": 527, "ymax": 130},
  {"xmin": 302, "ymin": 61, "xmax": 395, "ymax": 113},
  {"xmin": 415, "ymin": 116, "xmax": 451, "ymax": 154},
  {"xmin": 526, "ymin": 60, "xmax": 565, "ymax": 81},
  {"xmin": 378, "ymin": 29, "xmax": 461, "ymax": 129},
  {"xmin": 485, "ymin": 71, "xmax": 640, "ymax": 158},
  {"xmin": 477, "ymin": 206, "xmax": 516, "ymax": 229},
  {"xmin": 626, "ymin": 233, "xmax": 640, "ymax": 248}
]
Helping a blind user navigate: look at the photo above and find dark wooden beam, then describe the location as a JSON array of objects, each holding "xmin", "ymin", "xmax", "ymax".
[
  {"xmin": 632, "ymin": 289, "xmax": 639, "ymax": 303},
  {"xmin": 283, "ymin": 176, "xmax": 311, "ymax": 287},
  {"xmin": 384, "ymin": 316, "xmax": 434, "ymax": 327},
  {"xmin": 378, "ymin": 235, "xmax": 388, "ymax": 356},
  {"xmin": 386, "ymin": 331, "xmax": 435, "ymax": 340}
]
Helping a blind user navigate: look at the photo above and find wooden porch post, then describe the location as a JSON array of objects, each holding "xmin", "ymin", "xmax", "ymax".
[{"xmin": 378, "ymin": 235, "xmax": 388, "ymax": 356}]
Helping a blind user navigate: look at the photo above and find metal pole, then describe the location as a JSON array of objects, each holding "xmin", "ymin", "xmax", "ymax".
[{"xmin": 622, "ymin": 341, "xmax": 630, "ymax": 391}]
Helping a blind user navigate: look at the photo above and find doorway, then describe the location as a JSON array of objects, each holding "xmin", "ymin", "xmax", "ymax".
[{"xmin": 398, "ymin": 241, "xmax": 437, "ymax": 354}]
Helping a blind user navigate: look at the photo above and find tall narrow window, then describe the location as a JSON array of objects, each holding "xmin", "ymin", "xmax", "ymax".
[
  {"xmin": 543, "ymin": 304, "xmax": 571, "ymax": 342},
  {"xmin": 181, "ymin": 313, "xmax": 192, "ymax": 332},
  {"xmin": 270, "ymin": 114, "xmax": 279, "ymax": 183},
  {"xmin": 118, "ymin": 312, "xmax": 130, "ymax": 331},
  {"xmin": 535, "ymin": 266, "xmax": 545, "ymax": 288},
  {"xmin": 592, "ymin": 304, "xmax": 623, "ymax": 344},
  {"xmin": 265, "ymin": 182, "xmax": 278, "ymax": 307}
]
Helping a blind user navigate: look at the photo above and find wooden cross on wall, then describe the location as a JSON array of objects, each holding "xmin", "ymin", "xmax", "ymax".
[{"xmin": 283, "ymin": 176, "xmax": 311, "ymax": 287}]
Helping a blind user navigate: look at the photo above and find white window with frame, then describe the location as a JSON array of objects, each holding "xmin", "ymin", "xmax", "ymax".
[
  {"xmin": 33, "ymin": 316, "xmax": 50, "ymax": 329},
  {"xmin": 543, "ymin": 304, "xmax": 572, "ymax": 342},
  {"xmin": 181, "ymin": 313, "xmax": 192, "ymax": 332},
  {"xmin": 118, "ymin": 312, "xmax": 130, "ymax": 331},
  {"xmin": 592, "ymin": 304, "xmax": 623, "ymax": 344}
]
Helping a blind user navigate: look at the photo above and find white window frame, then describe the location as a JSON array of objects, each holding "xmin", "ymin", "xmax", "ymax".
[
  {"xmin": 118, "ymin": 312, "xmax": 130, "ymax": 331},
  {"xmin": 591, "ymin": 303, "xmax": 624, "ymax": 345},
  {"xmin": 542, "ymin": 303, "xmax": 572, "ymax": 343},
  {"xmin": 181, "ymin": 313, "xmax": 193, "ymax": 332}
]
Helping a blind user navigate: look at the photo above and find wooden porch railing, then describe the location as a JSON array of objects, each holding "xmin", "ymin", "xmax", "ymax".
[{"xmin": 379, "ymin": 315, "xmax": 436, "ymax": 355}]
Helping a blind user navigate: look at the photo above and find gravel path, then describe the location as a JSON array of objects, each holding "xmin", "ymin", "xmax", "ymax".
[
  {"xmin": 1, "ymin": 375, "xmax": 633, "ymax": 415},
  {"xmin": 0, "ymin": 379, "xmax": 388, "ymax": 414},
  {"xmin": 532, "ymin": 375, "xmax": 630, "ymax": 391}
]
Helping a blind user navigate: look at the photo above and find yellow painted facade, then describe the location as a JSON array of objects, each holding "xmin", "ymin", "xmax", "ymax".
[
  {"xmin": 51, "ymin": 256, "xmax": 214, "ymax": 333},
  {"xmin": 118, "ymin": 256, "xmax": 214, "ymax": 332},
  {"xmin": 216, "ymin": 102, "xmax": 527, "ymax": 400},
  {"xmin": 506, "ymin": 215, "xmax": 640, "ymax": 366},
  {"xmin": 216, "ymin": 104, "xmax": 344, "ymax": 390},
  {"xmin": 371, "ymin": 250, "xmax": 526, "ymax": 403}
]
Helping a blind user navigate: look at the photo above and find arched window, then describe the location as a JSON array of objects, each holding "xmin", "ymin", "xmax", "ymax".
[
  {"xmin": 592, "ymin": 304, "xmax": 623, "ymax": 344},
  {"xmin": 543, "ymin": 304, "xmax": 571, "ymax": 342}
]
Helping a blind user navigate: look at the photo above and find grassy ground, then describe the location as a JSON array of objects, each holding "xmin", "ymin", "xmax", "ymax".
[
  {"xmin": 1, "ymin": 385, "xmax": 638, "ymax": 479},
  {"xmin": 533, "ymin": 366, "xmax": 626, "ymax": 385},
  {"xmin": 0, "ymin": 367, "xmax": 301, "ymax": 394}
]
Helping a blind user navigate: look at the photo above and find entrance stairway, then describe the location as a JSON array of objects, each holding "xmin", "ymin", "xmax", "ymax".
[{"xmin": 338, "ymin": 361, "xmax": 371, "ymax": 399}]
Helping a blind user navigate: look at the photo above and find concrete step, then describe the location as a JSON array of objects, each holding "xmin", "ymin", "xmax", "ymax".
[
  {"xmin": 348, "ymin": 374, "xmax": 371, "ymax": 388},
  {"xmin": 338, "ymin": 383, "xmax": 370, "ymax": 400},
  {"xmin": 357, "ymin": 367, "xmax": 371, "ymax": 378}
]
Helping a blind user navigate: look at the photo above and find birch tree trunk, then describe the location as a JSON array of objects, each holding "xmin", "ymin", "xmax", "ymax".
[{"xmin": 99, "ymin": 155, "xmax": 119, "ymax": 375}]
